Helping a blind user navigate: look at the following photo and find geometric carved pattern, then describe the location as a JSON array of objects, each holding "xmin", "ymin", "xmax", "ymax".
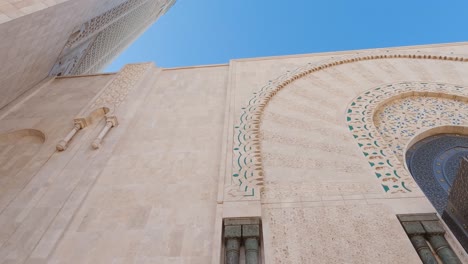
[
  {"xmin": 227, "ymin": 51, "xmax": 468, "ymax": 201},
  {"xmin": 64, "ymin": 0, "xmax": 148, "ymax": 50},
  {"xmin": 375, "ymin": 95, "xmax": 468, "ymax": 163},
  {"xmin": 85, "ymin": 63, "xmax": 151, "ymax": 117},
  {"xmin": 71, "ymin": 0, "xmax": 172, "ymax": 75},
  {"xmin": 347, "ymin": 82, "xmax": 468, "ymax": 193},
  {"xmin": 52, "ymin": 0, "xmax": 174, "ymax": 76}
]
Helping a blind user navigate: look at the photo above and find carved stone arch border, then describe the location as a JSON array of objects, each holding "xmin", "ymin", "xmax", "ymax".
[
  {"xmin": 226, "ymin": 50, "xmax": 468, "ymax": 201},
  {"xmin": 346, "ymin": 82, "xmax": 468, "ymax": 194}
]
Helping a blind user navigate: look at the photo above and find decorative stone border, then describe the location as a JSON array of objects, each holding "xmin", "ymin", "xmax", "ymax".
[
  {"xmin": 226, "ymin": 50, "xmax": 468, "ymax": 200},
  {"xmin": 347, "ymin": 82, "xmax": 468, "ymax": 193}
]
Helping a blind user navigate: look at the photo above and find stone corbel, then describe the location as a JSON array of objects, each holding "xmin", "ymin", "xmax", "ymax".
[{"xmin": 91, "ymin": 116, "xmax": 118, "ymax": 149}]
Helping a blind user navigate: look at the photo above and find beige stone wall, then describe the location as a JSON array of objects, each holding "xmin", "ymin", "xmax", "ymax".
[
  {"xmin": 48, "ymin": 65, "xmax": 228, "ymax": 263},
  {"xmin": 0, "ymin": 73, "xmax": 114, "ymax": 263},
  {"xmin": 0, "ymin": 63, "xmax": 228, "ymax": 263}
]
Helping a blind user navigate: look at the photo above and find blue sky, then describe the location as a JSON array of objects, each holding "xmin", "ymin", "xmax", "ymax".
[{"xmin": 106, "ymin": 0, "xmax": 468, "ymax": 72}]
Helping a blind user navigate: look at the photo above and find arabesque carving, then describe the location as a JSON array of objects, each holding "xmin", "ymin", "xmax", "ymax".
[
  {"xmin": 51, "ymin": 0, "xmax": 174, "ymax": 75},
  {"xmin": 64, "ymin": 0, "xmax": 148, "ymax": 50}
]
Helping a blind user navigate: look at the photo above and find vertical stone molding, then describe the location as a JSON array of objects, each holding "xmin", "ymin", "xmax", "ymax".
[
  {"xmin": 92, "ymin": 116, "xmax": 118, "ymax": 149},
  {"xmin": 56, "ymin": 123, "xmax": 81, "ymax": 151},
  {"xmin": 224, "ymin": 225, "xmax": 242, "ymax": 264},
  {"xmin": 243, "ymin": 225, "xmax": 260, "ymax": 264}
]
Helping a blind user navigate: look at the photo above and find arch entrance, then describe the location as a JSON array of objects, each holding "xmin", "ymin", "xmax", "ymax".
[{"xmin": 406, "ymin": 133, "xmax": 468, "ymax": 213}]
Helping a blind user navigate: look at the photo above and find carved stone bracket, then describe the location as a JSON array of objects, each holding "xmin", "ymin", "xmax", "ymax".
[{"xmin": 56, "ymin": 63, "xmax": 151, "ymax": 152}]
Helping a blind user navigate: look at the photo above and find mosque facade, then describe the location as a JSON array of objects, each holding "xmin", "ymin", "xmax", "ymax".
[{"xmin": 0, "ymin": 1, "xmax": 468, "ymax": 263}]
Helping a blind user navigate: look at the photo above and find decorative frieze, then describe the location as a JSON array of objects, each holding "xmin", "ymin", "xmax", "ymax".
[{"xmin": 86, "ymin": 63, "xmax": 151, "ymax": 116}]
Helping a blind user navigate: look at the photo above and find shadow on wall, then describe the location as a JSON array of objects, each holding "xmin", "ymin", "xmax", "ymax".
[
  {"xmin": 0, "ymin": 129, "xmax": 45, "ymax": 188},
  {"xmin": 0, "ymin": 129, "xmax": 45, "ymax": 144}
]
